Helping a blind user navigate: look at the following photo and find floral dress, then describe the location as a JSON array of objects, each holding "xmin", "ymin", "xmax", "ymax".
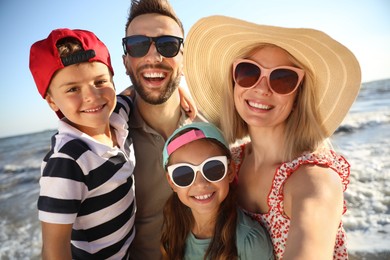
[{"xmin": 231, "ymin": 143, "xmax": 350, "ymax": 260}]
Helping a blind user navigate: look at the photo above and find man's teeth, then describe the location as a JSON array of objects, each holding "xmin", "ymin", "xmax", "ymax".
[
  {"xmin": 143, "ymin": 72, "xmax": 165, "ymax": 79},
  {"xmin": 194, "ymin": 193, "xmax": 212, "ymax": 200},
  {"xmin": 248, "ymin": 101, "xmax": 271, "ymax": 110}
]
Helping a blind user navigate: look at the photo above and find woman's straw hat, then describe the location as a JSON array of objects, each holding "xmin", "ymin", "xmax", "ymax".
[{"xmin": 184, "ymin": 15, "xmax": 361, "ymax": 137}]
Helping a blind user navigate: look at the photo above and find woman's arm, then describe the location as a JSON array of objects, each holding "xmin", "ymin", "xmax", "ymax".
[
  {"xmin": 41, "ymin": 222, "xmax": 73, "ymax": 260},
  {"xmin": 283, "ymin": 165, "xmax": 344, "ymax": 260}
]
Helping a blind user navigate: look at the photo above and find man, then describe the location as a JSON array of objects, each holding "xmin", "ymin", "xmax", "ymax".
[{"xmin": 122, "ymin": 0, "xmax": 203, "ymax": 258}]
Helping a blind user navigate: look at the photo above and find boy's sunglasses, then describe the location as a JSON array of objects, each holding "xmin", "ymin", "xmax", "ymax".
[
  {"xmin": 122, "ymin": 35, "xmax": 183, "ymax": 58},
  {"xmin": 167, "ymin": 156, "xmax": 227, "ymax": 188},
  {"xmin": 233, "ymin": 59, "xmax": 305, "ymax": 95}
]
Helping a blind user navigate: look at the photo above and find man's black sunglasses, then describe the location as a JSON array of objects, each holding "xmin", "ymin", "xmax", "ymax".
[{"xmin": 122, "ymin": 35, "xmax": 183, "ymax": 58}]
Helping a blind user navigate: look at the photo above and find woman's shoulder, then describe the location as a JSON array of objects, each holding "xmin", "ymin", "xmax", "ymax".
[
  {"xmin": 236, "ymin": 208, "xmax": 274, "ymax": 259},
  {"xmin": 288, "ymin": 163, "xmax": 344, "ymax": 197},
  {"xmin": 283, "ymin": 150, "xmax": 350, "ymax": 191},
  {"xmin": 289, "ymin": 150, "xmax": 350, "ymax": 170}
]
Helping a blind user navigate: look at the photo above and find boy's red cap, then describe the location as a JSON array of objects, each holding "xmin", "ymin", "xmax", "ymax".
[{"xmin": 29, "ymin": 28, "xmax": 114, "ymax": 99}]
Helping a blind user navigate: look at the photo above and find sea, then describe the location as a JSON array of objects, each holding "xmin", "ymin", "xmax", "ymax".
[{"xmin": 0, "ymin": 79, "xmax": 389, "ymax": 259}]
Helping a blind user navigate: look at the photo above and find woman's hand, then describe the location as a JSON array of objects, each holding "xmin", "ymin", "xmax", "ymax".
[{"xmin": 178, "ymin": 85, "xmax": 197, "ymax": 120}]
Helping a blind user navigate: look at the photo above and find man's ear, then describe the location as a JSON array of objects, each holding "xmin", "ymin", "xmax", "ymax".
[
  {"xmin": 122, "ymin": 55, "xmax": 130, "ymax": 75},
  {"xmin": 45, "ymin": 94, "xmax": 60, "ymax": 112}
]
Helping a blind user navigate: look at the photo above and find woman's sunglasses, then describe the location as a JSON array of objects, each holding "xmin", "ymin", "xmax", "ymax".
[
  {"xmin": 167, "ymin": 156, "xmax": 227, "ymax": 188},
  {"xmin": 122, "ymin": 35, "xmax": 183, "ymax": 58},
  {"xmin": 233, "ymin": 59, "xmax": 305, "ymax": 95}
]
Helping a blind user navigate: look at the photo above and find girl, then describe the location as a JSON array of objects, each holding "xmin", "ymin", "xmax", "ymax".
[{"xmin": 161, "ymin": 122, "xmax": 274, "ymax": 260}]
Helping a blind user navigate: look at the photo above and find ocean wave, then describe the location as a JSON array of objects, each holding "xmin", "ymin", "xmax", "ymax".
[
  {"xmin": 1, "ymin": 164, "xmax": 40, "ymax": 174},
  {"xmin": 333, "ymin": 78, "xmax": 390, "ymax": 135},
  {"xmin": 361, "ymin": 78, "xmax": 390, "ymax": 94},
  {"xmin": 0, "ymin": 165, "xmax": 40, "ymax": 192},
  {"xmin": 335, "ymin": 112, "xmax": 390, "ymax": 134},
  {"xmin": 0, "ymin": 206, "xmax": 41, "ymax": 259}
]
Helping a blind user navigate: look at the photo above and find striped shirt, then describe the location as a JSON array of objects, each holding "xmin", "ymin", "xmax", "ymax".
[{"xmin": 38, "ymin": 95, "xmax": 136, "ymax": 259}]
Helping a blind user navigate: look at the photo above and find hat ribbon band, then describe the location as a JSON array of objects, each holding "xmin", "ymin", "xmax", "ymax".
[{"xmin": 167, "ymin": 130, "xmax": 205, "ymax": 155}]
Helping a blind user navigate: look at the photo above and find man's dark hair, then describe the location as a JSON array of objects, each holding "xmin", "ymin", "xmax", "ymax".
[{"xmin": 125, "ymin": 0, "xmax": 184, "ymax": 36}]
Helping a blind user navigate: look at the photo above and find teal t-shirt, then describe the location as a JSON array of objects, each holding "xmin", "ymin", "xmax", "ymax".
[{"xmin": 184, "ymin": 208, "xmax": 274, "ymax": 260}]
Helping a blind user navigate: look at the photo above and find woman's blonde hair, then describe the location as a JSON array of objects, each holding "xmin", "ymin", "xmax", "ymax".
[{"xmin": 221, "ymin": 44, "xmax": 327, "ymax": 161}]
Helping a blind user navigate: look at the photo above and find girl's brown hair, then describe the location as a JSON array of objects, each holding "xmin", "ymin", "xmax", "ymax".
[{"xmin": 161, "ymin": 137, "xmax": 238, "ymax": 259}]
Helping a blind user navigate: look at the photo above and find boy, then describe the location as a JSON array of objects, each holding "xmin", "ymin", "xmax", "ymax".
[{"xmin": 29, "ymin": 28, "xmax": 135, "ymax": 259}]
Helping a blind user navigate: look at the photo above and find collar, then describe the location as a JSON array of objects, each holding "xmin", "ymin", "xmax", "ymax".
[{"xmin": 57, "ymin": 115, "xmax": 128, "ymax": 158}]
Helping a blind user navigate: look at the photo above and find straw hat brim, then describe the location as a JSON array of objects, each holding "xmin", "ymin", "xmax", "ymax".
[{"xmin": 183, "ymin": 15, "xmax": 361, "ymax": 137}]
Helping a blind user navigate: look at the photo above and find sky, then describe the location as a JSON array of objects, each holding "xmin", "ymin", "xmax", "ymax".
[{"xmin": 0, "ymin": 0, "xmax": 389, "ymax": 138}]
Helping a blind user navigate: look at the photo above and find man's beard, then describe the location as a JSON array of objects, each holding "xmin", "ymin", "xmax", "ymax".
[{"xmin": 129, "ymin": 69, "xmax": 181, "ymax": 105}]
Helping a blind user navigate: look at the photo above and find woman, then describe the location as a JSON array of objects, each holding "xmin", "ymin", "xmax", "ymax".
[{"xmin": 183, "ymin": 15, "xmax": 361, "ymax": 259}]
